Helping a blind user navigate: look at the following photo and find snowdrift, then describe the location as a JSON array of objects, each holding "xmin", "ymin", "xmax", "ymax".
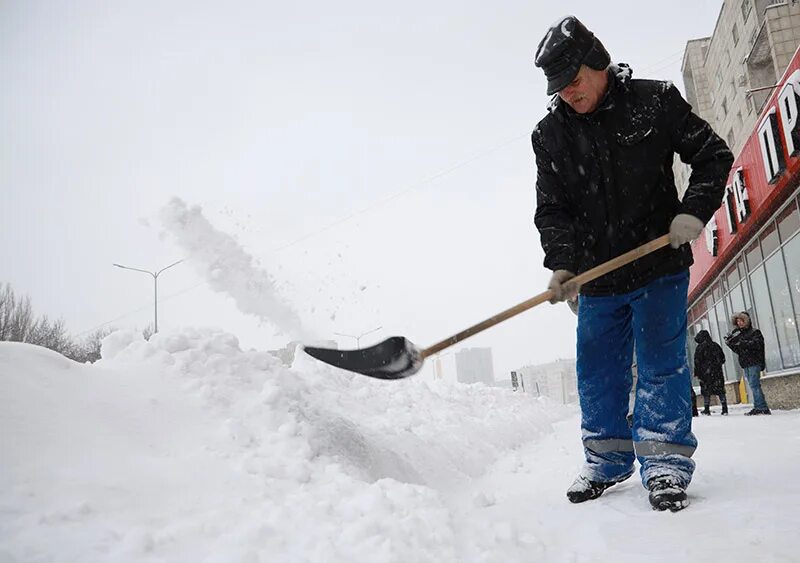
[{"xmin": 0, "ymin": 332, "xmax": 571, "ymax": 562}]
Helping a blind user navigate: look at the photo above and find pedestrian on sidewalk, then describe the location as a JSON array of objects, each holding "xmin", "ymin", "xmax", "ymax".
[
  {"xmin": 531, "ymin": 15, "xmax": 733, "ymax": 512},
  {"xmin": 693, "ymin": 330, "xmax": 728, "ymax": 415},
  {"xmin": 724, "ymin": 312, "xmax": 771, "ymax": 415},
  {"xmin": 690, "ymin": 386, "xmax": 699, "ymax": 417}
]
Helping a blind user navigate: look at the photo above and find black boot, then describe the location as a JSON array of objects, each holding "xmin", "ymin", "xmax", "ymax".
[
  {"xmin": 701, "ymin": 407, "xmax": 711, "ymax": 415},
  {"xmin": 566, "ymin": 473, "xmax": 631, "ymax": 504},
  {"xmin": 648, "ymin": 477, "xmax": 689, "ymax": 512}
]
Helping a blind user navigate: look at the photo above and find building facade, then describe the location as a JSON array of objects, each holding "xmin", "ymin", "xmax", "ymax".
[
  {"xmin": 454, "ymin": 347, "xmax": 495, "ymax": 385},
  {"xmin": 686, "ymin": 47, "xmax": 800, "ymax": 409},
  {"xmin": 513, "ymin": 359, "xmax": 578, "ymax": 405}
]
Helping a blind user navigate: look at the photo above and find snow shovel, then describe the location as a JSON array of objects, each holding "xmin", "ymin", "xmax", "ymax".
[{"xmin": 304, "ymin": 234, "xmax": 671, "ymax": 379}]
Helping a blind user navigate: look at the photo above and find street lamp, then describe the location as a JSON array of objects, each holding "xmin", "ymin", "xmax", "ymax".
[
  {"xmin": 113, "ymin": 259, "xmax": 183, "ymax": 333},
  {"xmin": 333, "ymin": 326, "xmax": 383, "ymax": 349}
]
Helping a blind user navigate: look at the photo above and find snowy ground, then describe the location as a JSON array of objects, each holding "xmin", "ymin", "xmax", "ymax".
[{"xmin": 1, "ymin": 334, "xmax": 799, "ymax": 563}]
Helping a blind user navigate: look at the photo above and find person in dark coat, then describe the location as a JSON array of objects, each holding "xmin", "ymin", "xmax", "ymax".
[
  {"xmin": 532, "ymin": 16, "xmax": 733, "ymax": 512},
  {"xmin": 693, "ymin": 330, "xmax": 728, "ymax": 415},
  {"xmin": 724, "ymin": 312, "xmax": 770, "ymax": 415}
]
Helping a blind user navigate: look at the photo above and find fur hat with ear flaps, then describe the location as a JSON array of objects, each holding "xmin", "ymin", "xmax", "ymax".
[{"xmin": 732, "ymin": 312, "xmax": 752, "ymax": 328}]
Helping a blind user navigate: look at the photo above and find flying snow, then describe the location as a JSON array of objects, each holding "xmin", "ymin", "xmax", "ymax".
[{"xmin": 159, "ymin": 198, "xmax": 310, "ymax": 339}]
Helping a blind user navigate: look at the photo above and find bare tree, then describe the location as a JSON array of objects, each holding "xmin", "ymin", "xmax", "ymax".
[
  {"xmin": 0, "ymin": 284, "xmax": 35, "ymax": 343},
  {"xmin": 0, "ymin": 283, "xmax": 108, "ymax": 362},
  {"xmin": 27, "ymin": 315, "xmax": 71, "ymax": 355},
  {"xmin": 69, "ymin": 327, "xmax": 114, "ymax": 363}
]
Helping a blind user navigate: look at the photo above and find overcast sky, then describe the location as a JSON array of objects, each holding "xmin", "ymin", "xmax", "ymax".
[{"xmin": 1, "ymin": 0, "xmax": 725, "ymax": 382}]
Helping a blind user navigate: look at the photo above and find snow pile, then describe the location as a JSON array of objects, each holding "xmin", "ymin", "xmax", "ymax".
[
  {"xmin": 0, "ymin": 333, "xmax": 568, "ymax": 562},
  {"xmin": 159, "ymin": 198, "xmax": 309, "ymax": 339}
]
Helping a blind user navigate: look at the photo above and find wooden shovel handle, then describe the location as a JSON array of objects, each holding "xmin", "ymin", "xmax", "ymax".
[{"xmin": 420, "ymin": 234, "xmax": 671, "ymax": 358}]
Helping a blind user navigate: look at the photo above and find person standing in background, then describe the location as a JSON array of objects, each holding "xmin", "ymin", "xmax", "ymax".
[
  {"xmin": 725, "ymin": 312, "xmax": 770, "ymax": 415},
  {"xmin": 693, "ymin": 330, "xmax": 728, "ymax": 415}
]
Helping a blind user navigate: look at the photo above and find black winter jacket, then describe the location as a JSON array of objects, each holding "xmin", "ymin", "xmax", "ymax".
[
  {"xmin": 532, "ymin": 65, "xmax": 733, "ymax": 295},
  {"xmin": 725, "ymin": 327, "xmax": 766, "ymax": 370},
  {"xmin": 694, "ymin": 330, "xmax": 726, "ymax": 395}
]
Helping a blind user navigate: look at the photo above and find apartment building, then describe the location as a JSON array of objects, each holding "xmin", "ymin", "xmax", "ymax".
[
  {"xmin": 454, "ymin": 347, "xmax": 495, "ymax": 385},
  {"xmin": 676, "ymin": 0, "xmax": 800, "ymax": 196}
]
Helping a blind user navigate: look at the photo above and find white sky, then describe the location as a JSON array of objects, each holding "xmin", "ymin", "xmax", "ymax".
[{"xmin": 1, "ymin": 0, "xmax": 725, "ymax": 381}]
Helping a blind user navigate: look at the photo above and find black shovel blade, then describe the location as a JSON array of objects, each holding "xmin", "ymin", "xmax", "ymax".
[{"xmin": 302, "ymin": 336, "xmax": 423, "ymax": 380}]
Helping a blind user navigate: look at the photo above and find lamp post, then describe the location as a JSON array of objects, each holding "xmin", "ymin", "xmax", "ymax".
[
  {"xmin": 113, "ymin": 259, "xmax": 183, "ymax": 333},
  {"xmin": 333, "ymin": 326, "xmax": 383, "ymax": 349}
]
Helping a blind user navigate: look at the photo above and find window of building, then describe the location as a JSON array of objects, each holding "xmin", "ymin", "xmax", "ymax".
[
  {"xmin": 728, "ymin": 282, "xmax": 746, "ymax": 320},
  {"xmin": 761, "ymin": 221, "xmax": 780, "ymax": 258},
  {"xmin": 712, "ymin": 280, "xmax": 723, "ymax": 302},
  {"xmin": 726, "ymin": 262, "xmax": 740, "ymax": 287},
  {"xmin": 777, "ymin": 200, "xmax": 800, "ymax": 242},
  {"xmin": 749, "ymin": 265, "xmax": 782, "ymax": 371},
  {"xmin": 705, "ymin": 293, "xmax": 716, "ymax": 317},
  {"xmin": 745, "ymin": 239, "xmax": 762, "ymax": 270},
  {"xmin": 725, "ymin": 283, "xmax": 747, "ymax": 380},
  {"xmin": 765, "ymin": 251, "xmax": 800, "ymax": 367},
  {"xmin": 783, "ymin": 232, "xmax": 800, "ymax": 362},
  {"xmin": 742, "ymin": 0, "xmax": 752, "ymax": 23},
  {"xmin": 708, "ymin": 299, "xmax": 722, "ymax": 344},
  {"xmin": 733, "ymin": 22, "xmax": 740, "ymax": 46}
]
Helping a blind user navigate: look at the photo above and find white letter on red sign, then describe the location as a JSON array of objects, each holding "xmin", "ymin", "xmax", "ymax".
[
  {"xmin": 732, "ymin": 168, "xmax": 751, "ymax": 222},
  {"xmin": 758, "ymin": 109, "xmax": 786, "ymax": 183},
  {"xmin": 705, "ymin": 215, "xmax": 718, "ymax": 257},
  {"xmin": 778, "ymin": 70, "xmax": 800, "ymax": 157},
  {"xmin": 722, "ymin": 184, "xmax": 737, "ymax": 233}
]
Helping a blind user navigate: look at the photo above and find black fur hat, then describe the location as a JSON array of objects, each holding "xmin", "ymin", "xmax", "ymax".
[{"xmin": 534, "ymin": 16, "xmax": 611, "ymax": 95}]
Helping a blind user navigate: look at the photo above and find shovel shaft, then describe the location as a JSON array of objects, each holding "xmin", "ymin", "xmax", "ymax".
[{"xmin": 420, "ymin": 234, "xmax": 671, "ymax": 358}]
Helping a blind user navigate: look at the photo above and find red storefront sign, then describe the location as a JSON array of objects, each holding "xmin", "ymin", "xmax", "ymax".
[{"xmin": 688, "ymin": 46, "xmax": 800, "ymax": 301}]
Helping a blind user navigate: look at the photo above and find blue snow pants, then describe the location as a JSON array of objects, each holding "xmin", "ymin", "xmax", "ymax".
[{"xmin": 576, "ymin": 270, "xmax": 697, "ymax": 489}]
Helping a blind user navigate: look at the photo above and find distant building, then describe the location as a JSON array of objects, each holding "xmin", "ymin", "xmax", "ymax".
[
  {"xmin": 454, "ymin": 347, "xmax": 494, "ymax": 385},
  {"xmin": 514, "ymin": 359, "xmax": 578, "ymax": 405}
]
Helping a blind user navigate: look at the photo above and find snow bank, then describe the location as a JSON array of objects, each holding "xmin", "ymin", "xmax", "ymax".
[{"xmin": 0, "ymin": 332, "xmax": 569, "ymax": 562}]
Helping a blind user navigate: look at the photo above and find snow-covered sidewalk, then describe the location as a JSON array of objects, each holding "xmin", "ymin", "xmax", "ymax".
[
  {"xmin": 1, "ymin": 335, "xmax": 798, "ymax": 562},
  {"xmin": 445, "ymin": 405, "xmax": 800, "ymax": 562}
]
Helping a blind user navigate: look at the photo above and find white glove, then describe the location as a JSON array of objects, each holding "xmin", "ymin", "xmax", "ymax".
[
  {"xmin": 669, "ymin": 213, "xmax": 704, "ymax": 249},
  {"xmin": 548, "ymin": 270, "xmax": 579, "ymax": 304},
  {"xmin": 567, "ymin": 296, "xmax": 579, "ymax": 316}
]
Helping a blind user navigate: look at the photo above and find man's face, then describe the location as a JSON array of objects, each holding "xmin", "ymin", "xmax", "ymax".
[{"xmin": 558, "ymin": 65, "xmax": 609, "ymax": 114}]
